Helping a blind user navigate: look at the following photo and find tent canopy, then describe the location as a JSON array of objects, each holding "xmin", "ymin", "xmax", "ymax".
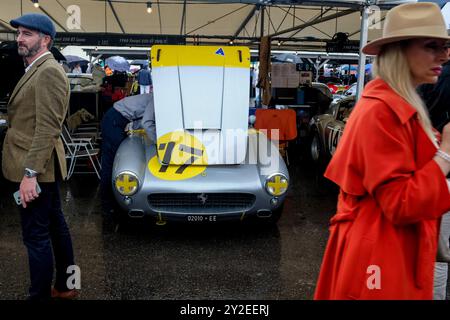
[{"xmin": 0, "ymin": 0, "xmax": 417, "ymax": 50}]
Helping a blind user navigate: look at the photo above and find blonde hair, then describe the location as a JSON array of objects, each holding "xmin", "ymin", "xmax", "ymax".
[{"xmin": 373, "ymin": 42, "xmax": 436, "ymax": 145}]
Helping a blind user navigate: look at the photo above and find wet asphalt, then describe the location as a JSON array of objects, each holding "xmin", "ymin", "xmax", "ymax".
[{"xmin": 0, "ymin": 156, "xmax": 338, "ymax": 300}]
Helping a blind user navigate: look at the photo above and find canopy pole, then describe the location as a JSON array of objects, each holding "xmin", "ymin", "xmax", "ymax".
[
  {"xmin": 258, "ymin": 5, "xmax": 265, "ymax": 107},
  {"xmin": 314, "ymin": 57, "xmax": 321, "ymax": 82},
  {"xmin": 356, "ymin": 5, "xmax": 369, "ymax": 101}
]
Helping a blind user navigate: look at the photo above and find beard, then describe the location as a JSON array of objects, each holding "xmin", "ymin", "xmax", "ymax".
[{"xmin": 17, "ymin": 40, "xmax": 42, "ymax": 58}]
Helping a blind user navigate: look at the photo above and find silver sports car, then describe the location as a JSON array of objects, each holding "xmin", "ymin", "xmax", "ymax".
[
  {"xmin": 111, "ymin": 45, "xmax": 290, "ymax": 224},
  {"xmin": 112, "ymin": 129, "xmax": 289, "ymax": 224}
]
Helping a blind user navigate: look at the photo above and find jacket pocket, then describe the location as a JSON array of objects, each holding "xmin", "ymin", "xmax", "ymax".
[
  {"xmin": 2, "ymin": 132, "xmax": 27, "ymax": 177},
  {"xmin": 8, "ymin": 129, "xmax": 32, "ymax": 150}
]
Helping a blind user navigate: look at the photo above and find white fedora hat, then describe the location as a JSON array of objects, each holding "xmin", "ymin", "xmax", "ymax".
[{"xmin": 362, "ymin": 2, "xmax": 450, "ymax": 56}]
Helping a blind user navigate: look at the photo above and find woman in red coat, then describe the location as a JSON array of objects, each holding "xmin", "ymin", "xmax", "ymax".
[{"xmin": 314, "ymin": 2, "xmax": 450, "ymax": 300}]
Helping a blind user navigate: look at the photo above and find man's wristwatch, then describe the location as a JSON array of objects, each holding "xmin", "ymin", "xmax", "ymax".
[{"xmin": 24, "ymin": 168, "xmax": 38, "ymax": 178}]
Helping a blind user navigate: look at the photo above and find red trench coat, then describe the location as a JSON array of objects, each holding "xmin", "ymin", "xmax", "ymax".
[{"xmin": 314, "ymin": 78, "xmax": 450, "ymax": 300}]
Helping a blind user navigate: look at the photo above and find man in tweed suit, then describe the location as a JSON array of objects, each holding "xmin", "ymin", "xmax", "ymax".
[{"xmin": 2, "ymin": 13, "xmax": 77, "ymax": 300}]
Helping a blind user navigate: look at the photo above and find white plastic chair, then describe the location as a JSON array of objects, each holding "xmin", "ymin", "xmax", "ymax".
[{"xmin": 61, "ymin": 125, "xmax": 101, "ymax": 179}]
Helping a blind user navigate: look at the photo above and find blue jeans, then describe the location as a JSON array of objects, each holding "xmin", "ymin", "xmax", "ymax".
[
  {"xmin": 100, "ymin": 107, "xmax": 129, "ymax": 213},
  {"xmin": 18, "ymin": 181, "xmax": 75, "ymax": 301},
  {"xmin": 434, "ymin": 211, "xmax": 450, "ymax": 300}
]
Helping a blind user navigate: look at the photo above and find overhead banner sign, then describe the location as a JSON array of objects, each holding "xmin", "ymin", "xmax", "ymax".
[
  {"xmin": 54, "ymin": 33, "xmax": 186, "ymax": 47},
  {"xmin": 326, "ymin": 40, "xmax": 360, "ymax": 53}
]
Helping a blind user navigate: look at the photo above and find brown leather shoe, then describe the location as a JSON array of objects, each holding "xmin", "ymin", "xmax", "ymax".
[{"xmin": 51, "ymin": 287, "xmax": 79, "ymax": 299}]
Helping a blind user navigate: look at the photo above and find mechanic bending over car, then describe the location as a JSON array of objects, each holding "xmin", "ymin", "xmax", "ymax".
[
  {"xmin": 314, "ymin": 2, "xmax": 450, "ymax": 299},
  {"xmin": 100, "ymin": 93, "xmax": 156, "ymax": 216}
]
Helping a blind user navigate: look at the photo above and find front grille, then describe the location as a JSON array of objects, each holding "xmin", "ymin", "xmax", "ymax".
[{"xmin": 148, "ymin": 193, "xmax": 256, "ymax": 214}]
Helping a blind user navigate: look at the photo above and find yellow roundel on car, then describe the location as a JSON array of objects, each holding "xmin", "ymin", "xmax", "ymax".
[
  {"xmin": 115, "ymin": 172, "xmax": 139, "ymax": 196},
  {"xmin": 148, "ymin": 131, "xmax": 207, "ymax": 181},
  {"xmin": 265, "ymin": 174, "xmax": 288, "ymax": 196}
]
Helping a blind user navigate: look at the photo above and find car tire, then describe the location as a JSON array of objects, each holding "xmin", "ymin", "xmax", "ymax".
[
  {"xmin": 310, "ymin": 130, "xmax": 325, "ymax": 164},
  {"xmin": 309, "ymin": 130, "xmax": 330, "ymax": 185}
]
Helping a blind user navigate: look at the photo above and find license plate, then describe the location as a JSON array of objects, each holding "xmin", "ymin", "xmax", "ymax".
[{"xmin": 186, "ymin": 215, "xmax": 217, "ymax": 223}]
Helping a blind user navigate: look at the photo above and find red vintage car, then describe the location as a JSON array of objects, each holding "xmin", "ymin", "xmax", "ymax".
[
  {"xmin": 317, "ymin": 75, "xmax": 350, "ymax": 94},
  {"xmin": 326, "ymin": 82, "xmax": 350, "ymax": 94}
]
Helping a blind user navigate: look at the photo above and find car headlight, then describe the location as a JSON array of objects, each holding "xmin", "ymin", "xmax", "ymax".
[
  {"xmin": 115, "ymin": 171, "xmax": 140, "ymax": 196},
  {"xmin": 265, "ymin": 173, "xmax": 288, "ymax": 196}
]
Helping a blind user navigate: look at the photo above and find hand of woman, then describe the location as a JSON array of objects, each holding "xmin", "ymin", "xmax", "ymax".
[
  {"xmin": 440, "ymin": 122, "xmax": 450, "ymax": 154},
  {"xmin": 435, "ymin": 122, "xmax": 450, "ymax": 176}
]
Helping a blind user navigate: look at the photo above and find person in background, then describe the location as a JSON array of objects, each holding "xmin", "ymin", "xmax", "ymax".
[
  {"xmin": 72, "ymin": 62, "xmax": 82, "ymax": 74},
  {"xmin": 314, "ymin": 2, "xmax": 450, "ymax": 299},
  {"xmin": 250, "ymin": 67, "xmax": 256, "ymax": 98},
  {"xmin": 104, "ymin": 65, "xmax": 113, "ymax": 76},
  {"xmin": 137, "ymin": 64, "xmax": 152, "ymax": 94},
  {"xmin": 91, "ymin": 63, "xmax": 106, "ymax": 87},
  {"xmin": 418, "ymin": 53, "xmax": 450, "ymax": 300},
  {"xmin": 86, "ymin": 62, "xmax": 93, "ymax": 73},
  {"xmin": 100, "ymin": 93, "xmax": 156, "ymax": 216},
  {"xmin": 2, "ymin": 13, "xmax": 77, "ymax": 300}
]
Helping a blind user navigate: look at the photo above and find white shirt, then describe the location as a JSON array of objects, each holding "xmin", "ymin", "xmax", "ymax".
[
  {"xmin": 72, "ymin": 66, "xmax": 82, "ymax": 74},
  {"xmin": 25, "ymin": 51, "xmax": 52, "ymax": 73}
]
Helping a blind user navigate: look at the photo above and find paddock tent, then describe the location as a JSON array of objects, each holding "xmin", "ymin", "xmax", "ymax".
[{"xmin": 0, "ymin": 1, "xmax": 419, "ymax": 50}]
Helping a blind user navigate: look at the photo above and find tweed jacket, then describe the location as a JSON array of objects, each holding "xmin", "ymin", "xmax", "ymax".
[{"xmin": 2, "ymin": 53, "xmax": 69, "ymax": 182}]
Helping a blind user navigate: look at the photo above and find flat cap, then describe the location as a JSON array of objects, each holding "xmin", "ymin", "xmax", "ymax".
[{"xmin": 10, "ymin": 13, "xmax": 56, "ymax": 39}]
